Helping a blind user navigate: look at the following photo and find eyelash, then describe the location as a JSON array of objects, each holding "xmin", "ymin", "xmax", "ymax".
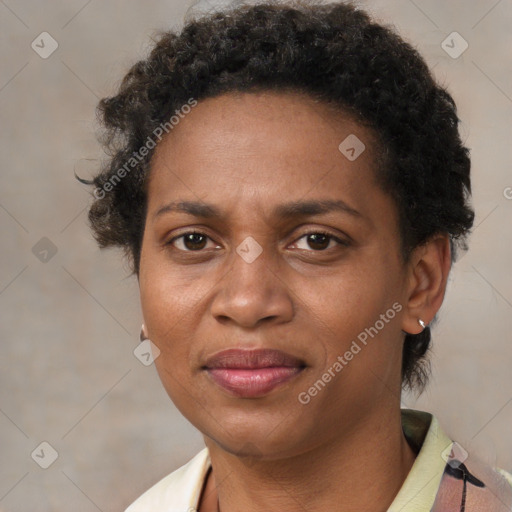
[{"xmin": 166, "ymin": 229, "xmax": 349, "ymax": 253}]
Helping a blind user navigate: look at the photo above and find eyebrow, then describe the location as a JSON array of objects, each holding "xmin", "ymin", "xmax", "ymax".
[{"xmin": 154, "ymin": 199, "xmax": 363, "ymax": 221}]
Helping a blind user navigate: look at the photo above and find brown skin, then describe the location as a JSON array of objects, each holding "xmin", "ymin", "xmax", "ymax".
[{"xmin": 138, "ymin": 91, "xmax": 451, "ymax": 512}]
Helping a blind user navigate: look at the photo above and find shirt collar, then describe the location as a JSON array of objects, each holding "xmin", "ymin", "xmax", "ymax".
[{"xmin": 126, "ymin": 408, "xmax": 453, "ymax": 511}]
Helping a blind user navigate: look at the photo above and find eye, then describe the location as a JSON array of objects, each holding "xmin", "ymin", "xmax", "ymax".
[
  {"xmin": 167, "ymin": 231, "xmax": 220, "ymax": 252},
  {"xmin": 292, "ymin": 231, "xmax": 348, "ymax": 251},
  {"xmin": 166, "ymin": 230, "xmax": 349, "ymax": 253}
]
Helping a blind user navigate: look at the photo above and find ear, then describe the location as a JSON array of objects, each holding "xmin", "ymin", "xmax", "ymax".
[{"xmin": 401, "ymin": 234, "xmax": 452, "ymax": 335}]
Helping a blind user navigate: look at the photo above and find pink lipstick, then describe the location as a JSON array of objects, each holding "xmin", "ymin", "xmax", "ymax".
[{"xmin": 204, "ymin": 348, "xmax": 305, "ymax": 398}]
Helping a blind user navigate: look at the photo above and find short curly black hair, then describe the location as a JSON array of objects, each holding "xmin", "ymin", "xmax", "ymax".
[{"xmin": 82, "ymin": 0, "xmax": 474, "ymax": 393}]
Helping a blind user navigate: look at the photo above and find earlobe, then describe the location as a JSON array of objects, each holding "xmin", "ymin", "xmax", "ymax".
[{"xmin": 401, "ymin": 235, "xmax": 451, "ymax": 335}]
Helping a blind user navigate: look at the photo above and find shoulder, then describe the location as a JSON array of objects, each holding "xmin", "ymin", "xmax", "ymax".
[
  {"xmin": 125, "ymin": 447, "xmax": 210, "ymax": 512},
  {"xmin": 394, "ymin": 409, "xmax": 512, "ymax": 511}
]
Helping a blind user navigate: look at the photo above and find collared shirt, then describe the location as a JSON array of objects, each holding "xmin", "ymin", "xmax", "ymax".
[{"xmin": 125, "ymin": 409, "xmax": 512, "ymax": 511}]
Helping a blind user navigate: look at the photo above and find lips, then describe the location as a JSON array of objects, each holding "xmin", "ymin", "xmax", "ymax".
[
  {"xmin": 205, "ymin": 348, "xmax": 305, "ymax": 369},
  {"xmin": 204, "ymin": 349, "xmax": 306, "ymax": 398}
]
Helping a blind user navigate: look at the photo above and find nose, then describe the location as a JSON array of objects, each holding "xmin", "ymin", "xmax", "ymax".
[{"xmin": 210, "ymin": 239, "xmax": 294, "ymax": 329}]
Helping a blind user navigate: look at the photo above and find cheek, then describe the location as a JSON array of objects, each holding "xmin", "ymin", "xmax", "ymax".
[
  {"xmin": 139, "ymin": 244, "xmax": 194, "ymax": 335},
  {"xmin": 140, "ymin": 272, "xmax": 200, "ymax": 410},
  {"xmin": 311, "ymin": 263, "xmax": 392, "ymax": 331},
  {"xmin": 305, "ymin": 255, "xmax": 404, "ymax": 378},
  {"xmin": 139, "ymin": 255, "xmax": 191, "ymax": 365},
  {"xmin": 138, "ymin": 252, "xmax": 214, "ymax": 390},
  {"xmin": 140, "ymin": 278, "xmax": 191, "ymax": 356}
]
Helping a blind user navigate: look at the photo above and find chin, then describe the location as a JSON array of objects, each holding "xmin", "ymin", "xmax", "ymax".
[{"xmin": 202, "ymin": 415, "xmax": 311, "ymax": 461}]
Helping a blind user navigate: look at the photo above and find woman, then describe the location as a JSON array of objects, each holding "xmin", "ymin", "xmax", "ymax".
[{"xmin": 82, "ymin": 1, "xmax": 512, "ymax": 510}]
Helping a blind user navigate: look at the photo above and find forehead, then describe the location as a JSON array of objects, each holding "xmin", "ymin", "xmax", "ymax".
[
  {"xmin": 152, "ymin": 91, "xmax": 376, "ymax": 161},
  {"xmin": 146, "ymin": 91, "xmax": 386, "ymax": 221}
]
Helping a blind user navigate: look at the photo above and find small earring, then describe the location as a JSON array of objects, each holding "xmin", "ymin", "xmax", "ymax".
[
  {"xmin": 140, "ymin": 323, "xmax": 147, "ymax": 342},
  {"xmin": 418, "ymin": 319, "xmax": 426, "ymax": 329}
]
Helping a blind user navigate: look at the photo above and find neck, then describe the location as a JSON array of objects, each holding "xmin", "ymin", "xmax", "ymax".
[{"xmin": 201, "ymin": 407, "xmax": 417, "ymax": 512}]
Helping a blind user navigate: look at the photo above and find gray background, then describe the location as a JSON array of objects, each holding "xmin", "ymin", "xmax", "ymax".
[{"xmin": 1, "ymin": 0, "xmax": 511, "ymax": 510}]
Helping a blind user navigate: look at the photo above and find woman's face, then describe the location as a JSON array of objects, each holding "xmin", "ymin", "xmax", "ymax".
[{"xmin": 139, "ymin": 91, "xmax": 412, "ymax": 459}]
